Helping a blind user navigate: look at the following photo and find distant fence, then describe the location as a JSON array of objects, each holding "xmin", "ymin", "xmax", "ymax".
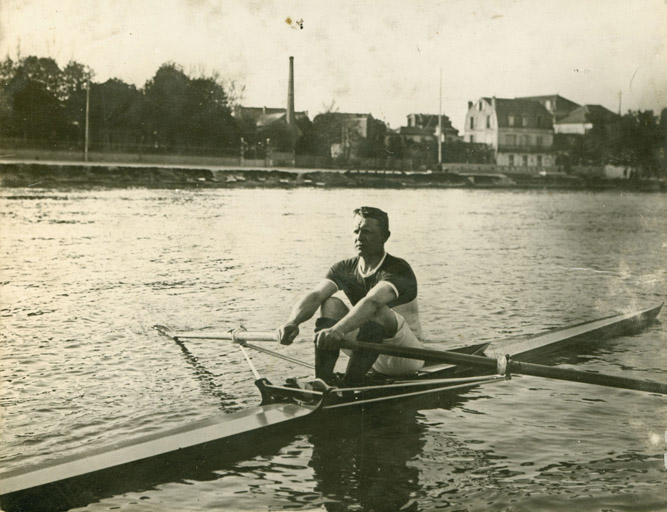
[{"xmin": 0, "ymin": 138, "xmax": 576, "ymax": 174}]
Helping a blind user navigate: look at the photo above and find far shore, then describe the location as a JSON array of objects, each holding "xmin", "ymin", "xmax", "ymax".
[{"xmin": 0, "ymin": 159, "xmax": 664, "ymax": 192}]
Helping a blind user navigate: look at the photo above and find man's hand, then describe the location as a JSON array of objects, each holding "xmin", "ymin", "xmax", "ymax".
[
  {"xmin": 314, "ymin": 327, "xmax": 345, "ymax": 350},
  {"xmin": 279, "ymin": 323, "xmax": 300, "ymax": 345}
]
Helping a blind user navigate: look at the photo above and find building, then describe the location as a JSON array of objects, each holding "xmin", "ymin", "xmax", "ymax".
[
  {"xmin": 329, "ymin": 113, "xmax": 386, "ymax": 158},
  {"xmin": 553, "ymin": 104, "xmax": 620, "ymax": 135},
  {"xmin": 382, "ymin": 113, "xmax": 460, "ymax": 165},
  {"xmin": 405, "ymin": 113, "xmax": 459, "ymax": 142},
  {"xmin": 551, "ymin": 104, "xmax": 622, "ymax": 168},
  {"xmin": 233, "ymin": 106, "xmax": 309, "ymax": 128},
  {"xmin": 516, "ymin": 94, "xmax": 580, "ymax": 122},
  {"xmin": 464, "ymin": 97, "xmax": 555, "ymax": 168}
]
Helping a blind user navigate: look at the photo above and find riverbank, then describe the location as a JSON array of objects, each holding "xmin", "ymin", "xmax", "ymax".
[{"xmin": 0, "ymin": 160, "xmax": 664, "ymax": 191}]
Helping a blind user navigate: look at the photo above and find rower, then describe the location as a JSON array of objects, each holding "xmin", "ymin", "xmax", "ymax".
[{"xmin": 278, "ymin": 206, "xmax": 424, "ymax": 387}]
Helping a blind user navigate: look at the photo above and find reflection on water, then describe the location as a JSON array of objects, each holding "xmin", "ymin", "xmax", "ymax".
[
  {"xmin": 0, "ymin": 187, "xmax": 665, "ymax": 511},
  {"xmin": 309, "ymin": 404, "xmax": 426, "ymax": 512}
]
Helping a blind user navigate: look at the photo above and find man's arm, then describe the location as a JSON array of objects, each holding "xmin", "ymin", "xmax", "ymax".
[
  {"xmin": 279, "ymin": 279, "xmax": 338, "ymax": 345},
  {"xmin": 315, "ymin": 282, "xmax": 397, "ymax": 349}
]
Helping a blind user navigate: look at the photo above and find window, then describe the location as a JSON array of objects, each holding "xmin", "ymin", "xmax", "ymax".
[
  {"xmin": 508, "ymin": 154, "xmax": 515, "ymax": 166},
  {"xmin": 478, "ymin": 101, "xmax": 483, "ymax": 111},
  {"xmin": 537, "ymin": 155, "xmax": 543, "ymax": 167},
  {"xmin": 522, "ymin": 116, "xmax": 529, "ymax": 127},
  {"xmin": 536, "ymin": 136, "xmax": 543, "ymax": 147},
  {"xmin": 522, "ymin": 155, "xmax": 528, "ymax": 166},
  {"xmin": 506, "ymin": 134, "xmax": 516, "ymax": 146},
  {"xmin": 508, "ymin": 115, "xmax": 515, "ymax": 127},
  {"xmin": 521, "ymin": 135, "xmax": 530, "ymax": 146},
  {"xmin": 470, "ymin": 117, "xmax": 475, "ymax": 129},
  {"xmin": 545, "ymin": 100, "xmax": 552, "ymax": 111},
  {"xmin": 469, "ymin": 135, "xmax": 474, "ymax": 143},
  {"xmin": 486, "ymin": 115, "xmax": 491, "ymax": 128}
]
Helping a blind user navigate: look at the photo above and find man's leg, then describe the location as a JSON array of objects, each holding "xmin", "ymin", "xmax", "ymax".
[
  {"xmin": 343, "ymin": 306, "xmax": 399, "ymax": 387},
  {"xmin": 342, "ymin": 321, "xmax": 383, "ymax": 386},
  {"xmin": 314, "ymin": 297, "xmax": 348, "ymax": 384}
]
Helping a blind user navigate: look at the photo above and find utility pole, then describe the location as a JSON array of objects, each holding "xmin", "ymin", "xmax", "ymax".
[
  {"xmin": 84, "ymin": 80, "xmax": 90, "ymax": 162},
  {"xmin": 437, "ymin": 68, "xmax": 443, "ymax": 168},
  {"xmin": 617, "ymin": 91, "xmax": 622, "ymax": 116},
  {"xmin": 265, "ymin": 138, "xmax": 271, "ymax": 167}
]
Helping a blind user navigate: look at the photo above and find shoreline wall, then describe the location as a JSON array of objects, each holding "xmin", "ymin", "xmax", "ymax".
[{"xmin": 0, "ymin": 162, "xmax": 664, "ymax": 191}]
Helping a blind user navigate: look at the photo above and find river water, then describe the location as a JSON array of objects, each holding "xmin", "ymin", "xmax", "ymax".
[{"xmin": 0, "ymin": 186, "xmax": 666, "ymax": 511}]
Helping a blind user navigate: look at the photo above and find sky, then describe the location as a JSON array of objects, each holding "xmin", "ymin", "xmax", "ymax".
[{"xmin": 0, "ymin": 0, "xmax": 666, "ymax": 131}]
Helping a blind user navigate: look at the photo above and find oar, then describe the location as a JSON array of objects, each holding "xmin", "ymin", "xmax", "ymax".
[
  {"xmin": 155, "ymin": 326, "xmax": 280, "ymax": 343},
  {"xmin": 153, "ymin": 327, "xmax": 667, "ymax": 395},
  {"xmin": 341, "ymin": 340, "xmax": 667, "ymax": 395}
]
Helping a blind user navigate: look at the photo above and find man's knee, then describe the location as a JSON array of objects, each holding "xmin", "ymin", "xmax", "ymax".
[
  {"xmin": 370, "ymin": 306, "xmax": 398, "ymax": 338},
  {"xmin": 320, "ymin": 296, "xmax": 349, "ymax": 321}
]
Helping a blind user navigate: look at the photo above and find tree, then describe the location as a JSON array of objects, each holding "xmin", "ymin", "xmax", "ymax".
[
  {"xmin": 612, "ymin": 110, "xmax": 662, "ymax": 176},
  {"xmin": 385, "ymin": 134, "xmax": 404, "ymax": 159},
  {"xmin": 142, "ymin": 63, "xmax": 239, "ymax": 152},
  {"xmin": 187, "ymin": 76, "xmax": 238, "ymax": 150},
  {"xmin": 294, "ymin": 116, "xmax": 316, "ymax": 155},
  {"xmin": 0, "ymin": 55, "xmax": 244, "ymax": 154},
  {"xmin": 88, "ymin": 79, "xmax": 143, "ymax": 150},
  {"xmin": 5, "ymin": 57, "xmax": 67, "ymax": 141},
  {"xmin": 0, "ymin": 56, "xmax": 92, "ymax": 142},
  {"xmin": 311, "ymin": 112, "xmax": 343, "ymax": 157},
  {"xmin": 143, "ymin": 63, "xmax": 191, "ymax": 148}
]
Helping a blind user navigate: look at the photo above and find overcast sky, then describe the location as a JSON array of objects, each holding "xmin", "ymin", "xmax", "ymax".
[{"xmin": 1, "ymin": 0, "xmax": 665, "ymax": 130}]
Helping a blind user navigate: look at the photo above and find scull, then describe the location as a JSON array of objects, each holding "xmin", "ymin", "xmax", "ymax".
[{"xmin": 0, "ymin": 303, "xmax": 663, "ymax": 512}]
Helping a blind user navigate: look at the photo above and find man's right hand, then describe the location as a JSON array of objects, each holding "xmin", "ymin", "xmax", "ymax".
[{"xmin": 279, "ymin": 323, "xmax": 300, "ymax": 345}]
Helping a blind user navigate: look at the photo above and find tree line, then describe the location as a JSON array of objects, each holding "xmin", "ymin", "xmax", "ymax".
[
  {"xmin": 0, "ymin": 56, "xmax": 241, "ymax": 155},
  {"xmin": 0, "ymin": 55, "xmax": 388, "ymax": 160}
]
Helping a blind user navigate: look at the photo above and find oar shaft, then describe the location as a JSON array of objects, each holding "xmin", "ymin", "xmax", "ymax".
[
  {"xmin": 172, "ymin": 331, "xmax": 280, "ymax": 342},
  {"xmin": 342, "ymin": 340, "xmax": 498, "ymax": 369},
  {"xmin": 509, "ymin": 360, "xmax": 667, "ymax": 395},
  {"xmin": 343, "ymin": 340, "xmax": 667, "ymax": 395}
]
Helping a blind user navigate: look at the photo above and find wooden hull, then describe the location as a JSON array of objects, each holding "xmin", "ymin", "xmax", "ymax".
[
  {"xmin": 0, "ymin": 403, "xmax": 317, "ymax": 512},
  {"xmin": 419, "ymin": 303, "xmax": 663, "ymax": 377},
  {"xmin": 0, "ymin": 303, "xmax": 662, "ymax": 511},
  {"xmin": 484, "ymin": 303, "xmax": 663, "ymax": 361}
]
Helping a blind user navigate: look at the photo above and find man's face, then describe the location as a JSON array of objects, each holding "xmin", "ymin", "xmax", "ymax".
[{"xmin": 353, "ymin": 215, "xmax": 386, "ymax": 258}]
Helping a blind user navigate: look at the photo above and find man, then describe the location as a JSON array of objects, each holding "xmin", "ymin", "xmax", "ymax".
[{"xmin": 279, "ymin": 206, "xmax": 424, "ymax": 387}]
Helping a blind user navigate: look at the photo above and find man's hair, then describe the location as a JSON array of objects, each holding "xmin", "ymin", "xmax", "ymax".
[{"xmin": 353, "ymin": 206, "xmax": 390, "ymax": 236}]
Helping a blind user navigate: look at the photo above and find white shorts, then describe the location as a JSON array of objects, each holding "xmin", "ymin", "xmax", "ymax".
[{"xmin": 342, "ymin": 311, "xmax": 424, "ymax": 376}]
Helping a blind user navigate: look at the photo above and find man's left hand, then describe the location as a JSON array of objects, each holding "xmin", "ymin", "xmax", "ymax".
[{"xmin": 314, "ymin": 327, "xmax": 345, "ymax": 350}]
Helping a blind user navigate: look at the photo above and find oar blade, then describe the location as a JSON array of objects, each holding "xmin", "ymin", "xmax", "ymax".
[{"xmin": 153, "ymin": 324, "xmax": 177, "ymax": 339}]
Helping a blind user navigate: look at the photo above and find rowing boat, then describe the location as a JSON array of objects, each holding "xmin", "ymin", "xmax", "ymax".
[{"xmin": 0, "ymin": 303, "xmax": 663, "ymax": 512}]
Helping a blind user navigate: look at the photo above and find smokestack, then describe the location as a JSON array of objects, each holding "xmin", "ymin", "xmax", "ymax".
[{"xmin": 287, "ymin": 56, "xmax": 295, "ymax": 127}]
